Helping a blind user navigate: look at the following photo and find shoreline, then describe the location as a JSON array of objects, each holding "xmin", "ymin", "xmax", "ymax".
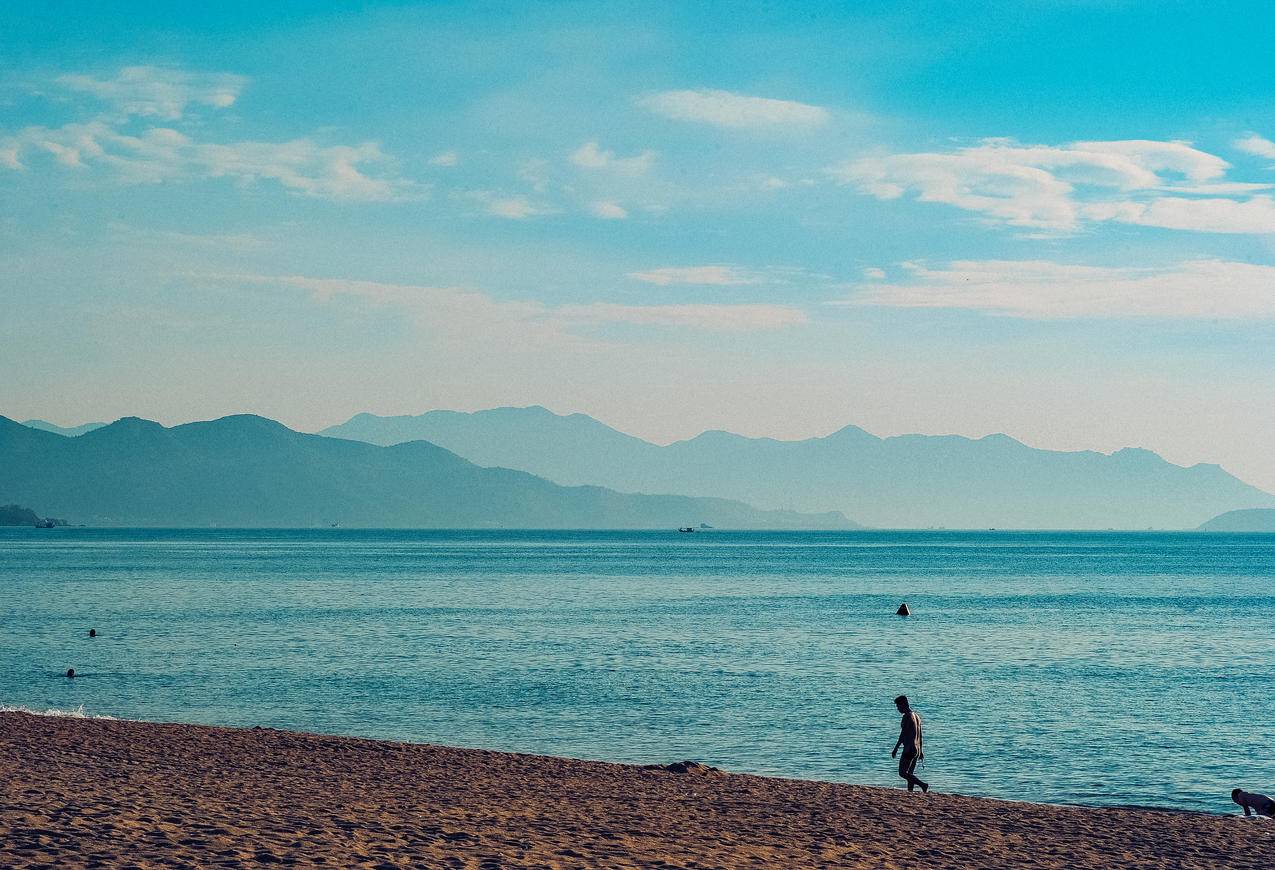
[
  {"xmin": 0, "ymin": 705, "xmax": 1229, "ymax": 817},
  {"xmin": 4, "ymin": 712, "xmax": 1271, "ymax": 868}
]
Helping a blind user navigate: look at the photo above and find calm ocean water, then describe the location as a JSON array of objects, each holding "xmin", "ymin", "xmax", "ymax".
[{"xmin": 3, "ymin": 528, "xmax": 1273, "ymax": 813}]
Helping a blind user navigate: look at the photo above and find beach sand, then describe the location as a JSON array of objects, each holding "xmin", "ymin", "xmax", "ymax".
[{"xmin": 2, "ymin": 712, "xmax": 1270, "ymax": 868}]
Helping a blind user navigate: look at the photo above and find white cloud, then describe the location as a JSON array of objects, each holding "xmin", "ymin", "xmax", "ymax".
[
  {"xmin": 589, "ymin": 200, "xmax": 628, "ymax": 220},
  {"xmin": 569, "ymin": 141, "xmax": 655, "ymax": 174},
  {"xmin": 57, "ymin": 66, "xmax": 247, "ymax": 120},
  {"xmin": 1085, "ymin": 196, "xmax": 1275, "ymax": 233},
  {"xmin": 467, "ymin": 193, "xmax": 557, "ymax": 219},
  {"xmin": 628, "ymin": 265, "xmax": 764, "ymax": 286},
  {"xmin": 1235, "ymin": 134, "xmax": 1275, "ymax": 161},
  {"xmin": 863, "ymin": 267, "xmax": 886, "ymax": 280},
  {"xmin": 200, "ymin": 138, "xmax": 410, "ymax": 201},
  {"xmin": 847, "ymin": 259, "xmax": 1275, "ymax": 319},
  {"xmin": 429, "ymin": 150, "xmax": 459, "ymax": 167},
  {"xmin": 639, "ymin": 89, "xmax": 829, "ymax": 130},
  {"xmin": 2, "ymin": 66, "xmax": 416, "ymax": 202},
  {"xmin": 2, "ymin": 120, "xmax": 414, "ymax": 201},
  {"xmin": 517, "ymin": 158, "xmax": 551, "ymax": 192},
  {"xmin": 834, "ymin": 138, "xmax": 1275, "ymax": 234}
]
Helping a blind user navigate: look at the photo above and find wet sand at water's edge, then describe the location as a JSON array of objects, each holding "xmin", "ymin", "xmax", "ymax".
[{"xmin": 2, "ymin": 712, "xmax": 1271, "ymax": 868}]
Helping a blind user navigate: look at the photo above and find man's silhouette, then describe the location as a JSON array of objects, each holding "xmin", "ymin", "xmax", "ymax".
[
  {"xmin": 891, "ymin": 695, "xmax": 929, "ymax": 793},
  {"xmin": 1232, "ymin": 789, "xmax": 1274, "ymax": 817}
]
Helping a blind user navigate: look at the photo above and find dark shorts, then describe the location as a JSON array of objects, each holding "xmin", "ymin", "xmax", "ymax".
[{"xmin": 899, "ymin": 750, "xmax": 919, "ymax": 777}]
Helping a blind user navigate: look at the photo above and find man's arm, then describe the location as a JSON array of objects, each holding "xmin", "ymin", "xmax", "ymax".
[
  {"xmin": 916, "ymin": 716, "xmax": 924, "ymax": 761},
  {"xmin": 891, "ymin": 732, "xmax": 902, "ymax": 757}
]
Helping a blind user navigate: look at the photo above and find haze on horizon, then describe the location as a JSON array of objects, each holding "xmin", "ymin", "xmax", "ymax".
[{"xmin": 3, "ymin": 2, "xmax": 1274, "ymax": 491}]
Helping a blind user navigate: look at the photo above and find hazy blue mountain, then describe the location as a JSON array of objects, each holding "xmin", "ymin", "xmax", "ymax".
[
  {"xmin": 0, "ymin": 415, "xmax": 851, "ymax": 529},
  {"xmin": 1198, "ymin": 509, "xmax": 1275, "ymax": 532},
  {"xmin": 323, "ymin": 407, "xmax": 1275, "ymax": 529},
  {"xmin": 0, "ymin": 504, "xmax": 41, "ymax": 526},
  {"xmin": 20, "ymin": 419, "xmax": 106, "ymax": 437}
]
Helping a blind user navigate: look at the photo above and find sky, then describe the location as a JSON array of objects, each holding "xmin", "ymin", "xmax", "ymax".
[{"xmin": 2, "ymin": 0, "xmax": 1274, "ymax": 490}]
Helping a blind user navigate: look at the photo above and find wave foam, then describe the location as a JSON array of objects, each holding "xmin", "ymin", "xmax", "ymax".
[{"xmin": 0, "ymin": 703, "xmax": 117, "ymax": 720}]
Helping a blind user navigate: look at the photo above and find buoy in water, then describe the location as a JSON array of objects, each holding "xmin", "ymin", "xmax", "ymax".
[
  {"xmin": 88, "ymin": 628, "xmax": 96, "ymax": 637},
  {"xmin": 896, "ymin": 603, "xmax": 911, "ymax": 616},
  {"xmin": 66, "ymin": 668, "xmax": 76, "ymax": 678}
]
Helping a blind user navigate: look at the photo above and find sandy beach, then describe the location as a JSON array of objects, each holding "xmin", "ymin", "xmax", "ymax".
[{"xmin": 2, "ymin": 712, "xmax": 1270, "ymax": 868}]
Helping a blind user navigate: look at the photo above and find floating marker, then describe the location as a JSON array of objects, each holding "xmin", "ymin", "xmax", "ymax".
[{"xmin": 896, "ymin": 603, "xmax": 911, "ymax": 617}]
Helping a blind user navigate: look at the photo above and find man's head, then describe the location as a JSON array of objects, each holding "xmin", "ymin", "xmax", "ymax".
[
  {"xmin": 894, "ymin": 695, "xmax": 910, "ymax": 713},
  {"xmin": 1232, "ymin": 788, "xmax": 1245, "ymax": 805}
]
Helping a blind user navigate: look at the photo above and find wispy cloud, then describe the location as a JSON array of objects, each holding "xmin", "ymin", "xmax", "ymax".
[
  {"xmin": 228, "ymin": 274, "xmax": 807, "ymax": 334},
  {"xmin": 1235, "ymin": 134, "xmax": 1275, "ymax": 161},
  {"xmin": 638, "ymin": 89, "xmax": 829, "ymax": 130},
  {"xmin": 3, "ymin": 121, "xmax": 415, "ymax": 201},
  {"xmin": 559, "ymin": 302, "xmax": 807, "ymax": 331},
  {"xmin": 628, "ymin": 265, "xmax": 764, "ymax": 286},
  {"xmin": 1, "ymin": 67, "xmax": 417, "ymax": 202},
  {"xmin": 463, "ymin": 191, "xmax": 558, "ymax": 219},
  {"xmin": 1083, "ymin": 196, "xmax": 1275, "ymax": 234},
  {"xmin": 588, "ymin": 200, "xmax": 628, "ymax": 220},
  {"xmin": 834, "ymin": 138, "xmax": 1275, "ymax": 234},
  {"xmin": 846, "ymin": 259, "xmax": 1275, "ymax": 319},
  {"xmin": 429, "ymin": 150, "xmax": 459, "ymax": 167},
  {"xmin": 57, "ymin": 66, "xmax": 247, "ymax": 120},
  {"xmin": 569, "ymin": 140, "xmax": 655, "ymax": 174},
  {"xmin": 108, "ymin": 221, "xmax": 266, "ymax": 252}
]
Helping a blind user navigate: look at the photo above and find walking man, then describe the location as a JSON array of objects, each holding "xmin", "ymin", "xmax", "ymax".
[{"xmin": 891, "ymin": 694, "xmax": 929, "ymax": 793}]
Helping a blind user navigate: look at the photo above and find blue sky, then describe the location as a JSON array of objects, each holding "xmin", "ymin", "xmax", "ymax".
[{"xmin": 3, "ymin": 1, "xmax": 1274, "ymax": 489}]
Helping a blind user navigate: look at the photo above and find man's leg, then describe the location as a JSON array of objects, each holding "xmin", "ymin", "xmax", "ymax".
[
  {"xmin": 900, "ymin": 752, "xmax": 929, "ymax": 792},
  {"xmin": 899, "ymin": 752, "xmax": 917, "ymax": 791}
]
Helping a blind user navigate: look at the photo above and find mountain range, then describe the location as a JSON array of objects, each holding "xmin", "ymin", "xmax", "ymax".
[
  {"xmin": 322, "ymin": 407, "xmax": 1275, "ymax": 530},
  {"xmin": 0, "ymin": 415, "xmax": 850, "ymax": 529},
  {"xmin": 20, "ymin": 419, "xmax": 106, "ymax": 437},
  {"xmin": 1197, "ymin": 509, "xmax": 1275, "ymax": 532}
]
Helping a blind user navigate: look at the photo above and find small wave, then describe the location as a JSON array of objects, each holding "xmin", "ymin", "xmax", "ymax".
[{"xmin": 0, "ymin": 703, "xmax": 117, "ymax": 720}]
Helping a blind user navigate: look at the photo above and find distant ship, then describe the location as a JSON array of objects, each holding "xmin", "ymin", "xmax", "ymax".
[{"xmin": 677, "ymin": 526, "xmax": 696, "ymax": 533}]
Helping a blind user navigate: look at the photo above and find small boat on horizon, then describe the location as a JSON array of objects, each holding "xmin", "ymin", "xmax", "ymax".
[{"xmin": 677, "ymin": 526, "xmax": 696, "ymax": 533}]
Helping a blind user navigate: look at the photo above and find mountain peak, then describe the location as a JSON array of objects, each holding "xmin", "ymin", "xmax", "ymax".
[
  {"xmin": 101, "ymin": 416, "xmax": 167, "ymax": 434},
  {"xmin": 825, "ymin": 423, "xmax": 881, "ymax": 444}
]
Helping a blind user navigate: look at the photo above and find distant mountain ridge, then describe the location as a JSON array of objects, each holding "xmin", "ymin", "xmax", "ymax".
[
  {"xmin": 322, "ymin": 407, "xmax": 1275, "ymax": 530},
  {"xmin": 0, "ymin": 414, "xmax": 852, "ymax": 529},
  {"xmin": 20, "ymin": 419, "xmax": 106, "ymax": 437},
  {"xmin": 0, "ymin": 504, "xmax": 67, "ymax": 527},
  {"xmin": 1198, "ymin": 509, "xmax": 1275, "ymax": 532}
]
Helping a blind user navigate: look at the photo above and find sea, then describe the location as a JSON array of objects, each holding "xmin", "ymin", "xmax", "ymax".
[{"xmin": 3, "ymin": 528, "xmax": 1273, "ymax": 814}]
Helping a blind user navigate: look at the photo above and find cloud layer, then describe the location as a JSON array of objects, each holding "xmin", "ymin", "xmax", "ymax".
[
  {"xmin": 57, "ymin": 66, "xmax": 248, "ymax": 120},
  {"xmin": 2, "ymin": 67, "xmax": 412, "ymax": 201},
  {"xmin": 834, "ymin": 138, "xmax": 1275, "ymax": 234},
  {"xmin": 570, "ymin": 141, "xmax": 655, "ymax": 174},
  {"xmin": 851, "ymin": 259, "xmax": 1275, "ymax": 319},
  {"xmin": 240, "ymin": 274, "xmax": 806, "ymax": 334},
  {"xmin": 628, "ymin": 265, "xmax": 763, "ymax": 286},
  {"xmin": 639, "ymin": 89, "xmax": 829, "ymax": 129}
]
